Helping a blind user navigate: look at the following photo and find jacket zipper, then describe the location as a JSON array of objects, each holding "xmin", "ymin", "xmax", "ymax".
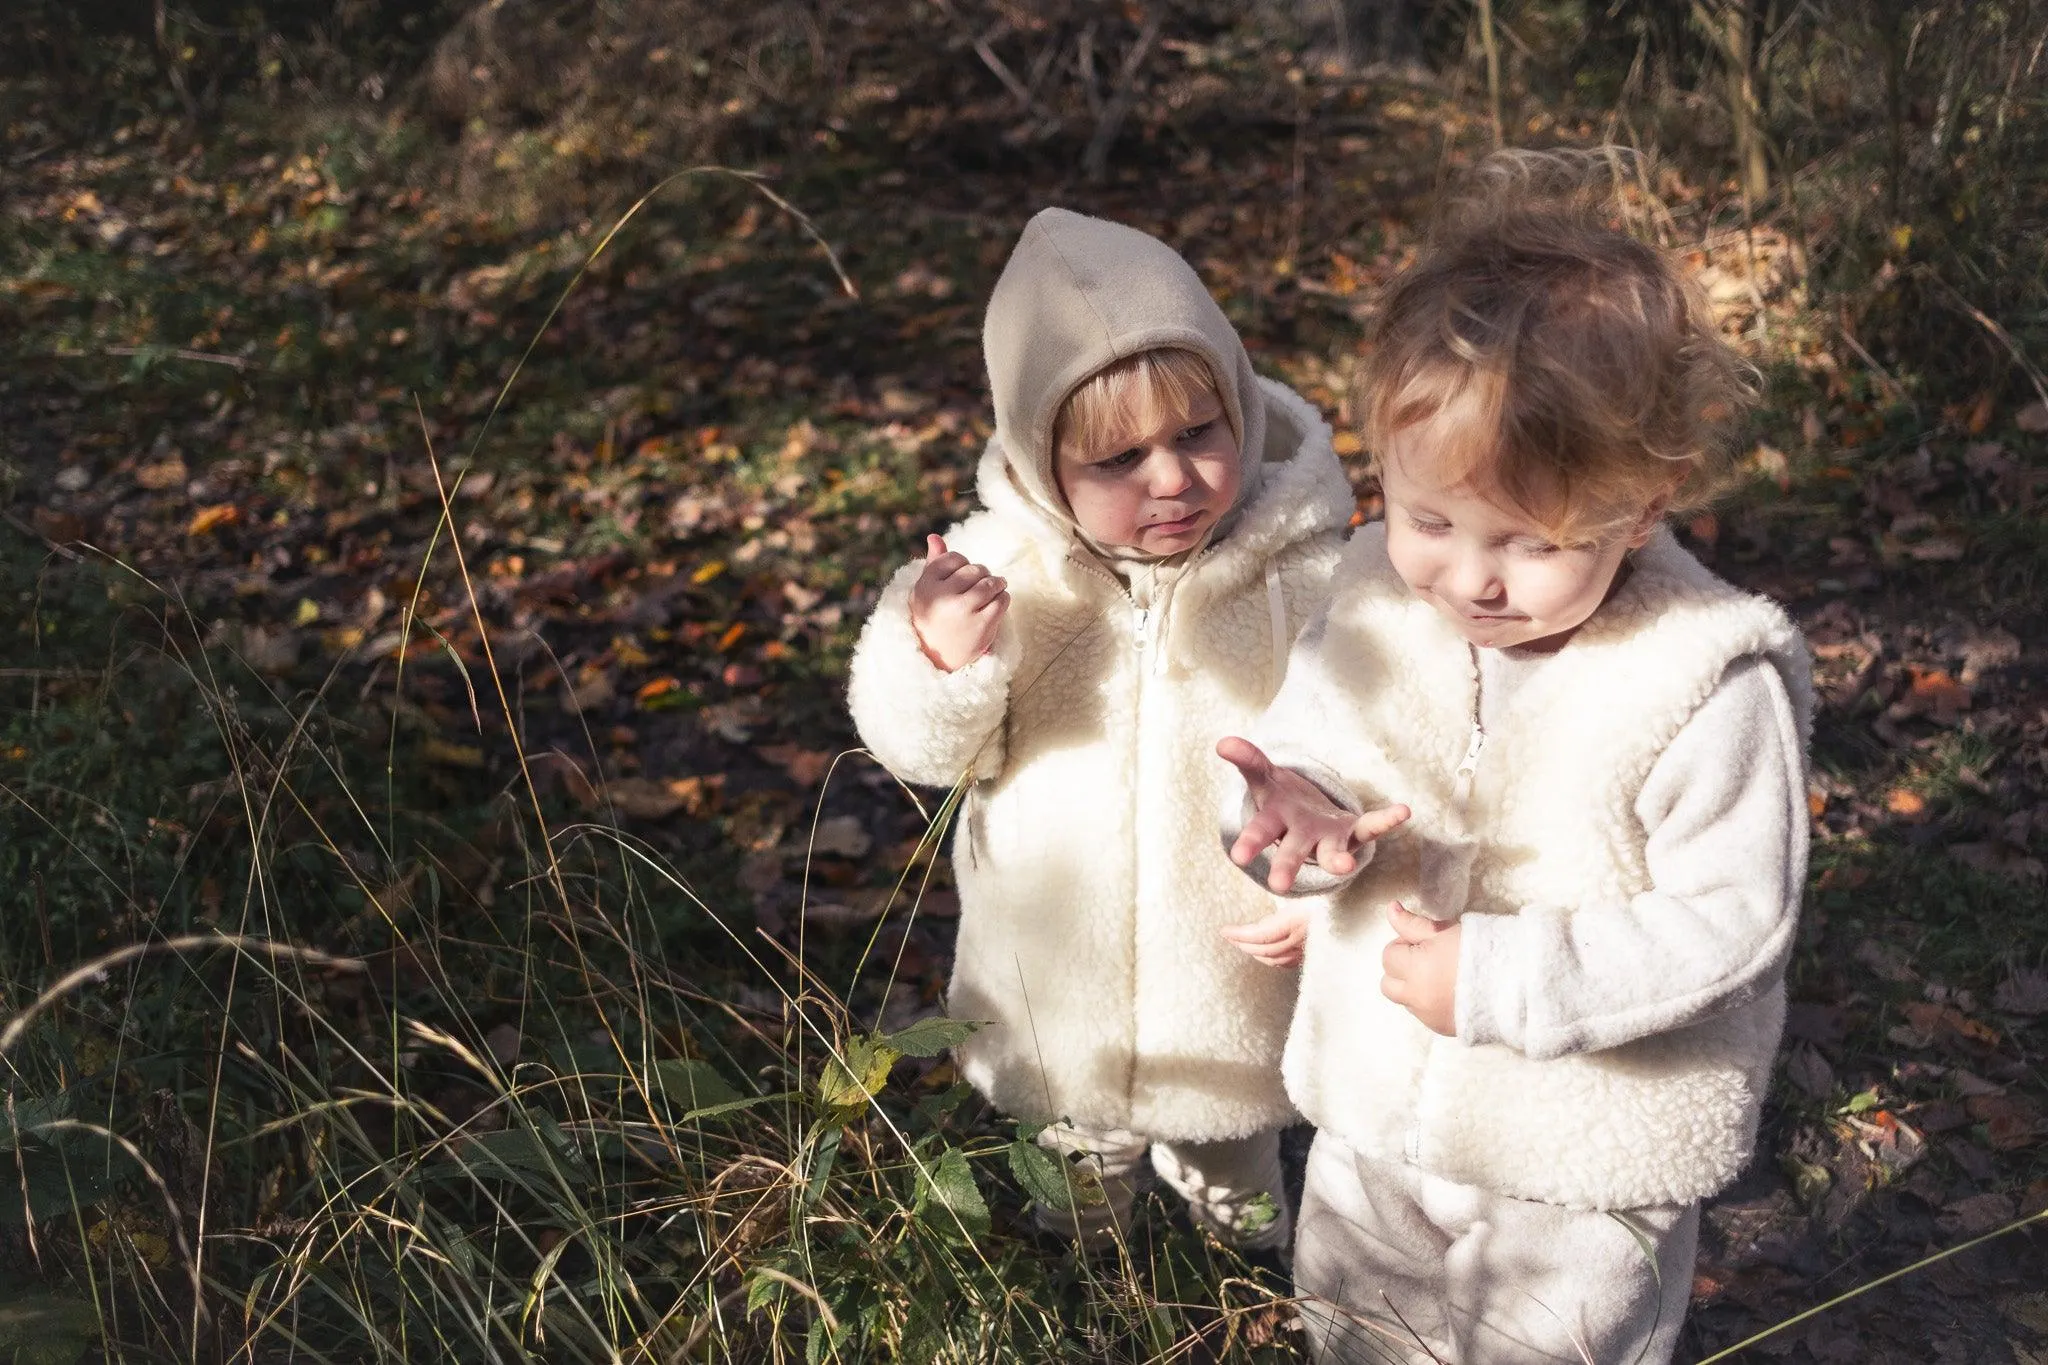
[{"xmin": 1409, "ymin": 646, "xmax": 1486, "ymax": 1166}]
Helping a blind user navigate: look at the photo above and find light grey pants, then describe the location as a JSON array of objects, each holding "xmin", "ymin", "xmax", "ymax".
[
  {"xmin": 1295, "ymin": 1133, "xmax": 1698, "ymax": 1364},
  {"xmin": 1031, "ymin": 1122, "xmax": 1292, "ymax": 1252}
]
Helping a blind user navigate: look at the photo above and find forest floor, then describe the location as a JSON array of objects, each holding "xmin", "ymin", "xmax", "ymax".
[{"xmin": 2, "ymin": 24, "xmax": 2046, "ymax": 1363}]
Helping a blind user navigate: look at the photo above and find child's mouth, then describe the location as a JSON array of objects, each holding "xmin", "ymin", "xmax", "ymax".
[{"xmin": 1149, "ymin": 510, "xmax": 1205, "ymax": 535}]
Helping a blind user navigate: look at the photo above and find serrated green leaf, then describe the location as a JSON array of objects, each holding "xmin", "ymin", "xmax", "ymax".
[
  {"xmin": 448, "ymin": 1119, "xmax": 592, "ymax": 1185},
  {"xmin": 816, "ymin": 1035, "xmax": 898, "ymax": 1113},
  {"xmin": 0, "ymin": 1095, "xmax": 71, "ymax": 1153},
  {"xmin": 1005, "ymin": 1139, "xmax": 1104, "ymax": 1214},
  {"xmin": 0, "ymin": 1289, "xmax": 99, "ymax": 1365},
  {"xmin": 879, "ymin": 1016, "xmax": 980, "ymax": 1058},
  {"xmin": 914, "ymin": 1145, "xmax": 988, "ymax": 1239},
  {"xmin": 0, "ymin": 1132, "xmax": 130, "ymax": 1225},
  {"xmin": 745, "ymin": 1266, "xmax": 784, "ymax": 1317},
  {"xmin": 654, "ymin": 1058, "xmax": 743, "ymax": 1111}
]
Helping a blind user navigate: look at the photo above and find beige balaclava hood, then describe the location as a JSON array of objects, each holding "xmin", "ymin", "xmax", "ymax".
[{"xmin": 982, "ymin": 207, "xmax": 1268, "ymax": 554}]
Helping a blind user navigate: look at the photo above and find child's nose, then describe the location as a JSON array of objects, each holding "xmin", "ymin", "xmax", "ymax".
[
  {"xmin": 1147, "ymin": 450, "xmax": 1194, "ymax": 498},
  {"xmin": 1449, "ymin": 553, "xmax": 1505, "ymax": 603}
]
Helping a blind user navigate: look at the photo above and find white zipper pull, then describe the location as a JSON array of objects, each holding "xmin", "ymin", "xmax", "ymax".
[
  {"xmin": 1455, "ymin": 723, "xmax": 1485, "ymax": 777},
  {"xmin": 1451, "ymin": 722, "xmax": 1485, "ymax": 806},
  {"xmin": 1133, "ymin": 605, "xmax": 1152, "ymax": 652}
]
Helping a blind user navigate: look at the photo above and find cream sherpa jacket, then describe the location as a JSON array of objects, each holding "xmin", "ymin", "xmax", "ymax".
[
  {"xmin": 849, "ymin": 382, "xmax": 1351, "ymax": 1139},
  {"xmin": 1243, "ymin": 524, "xmax": 1813, "ymax": 1209},
  {"xmin": 848, "ymin": 207, "xmax": 1355, "ymax": 1141}
]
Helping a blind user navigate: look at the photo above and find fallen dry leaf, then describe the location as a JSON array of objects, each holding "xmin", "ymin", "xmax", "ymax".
[
  {"xmin": 423, "ymin": 739, "xmax": 485, "ymax": 769},
  {"xmin": 806, "ymin": 814, "xmax": 871, "ymax": 859},
  {"xmin": 1993, "ymin": 967, "xmax": 2048, "ymax": 1016},
  {"xmin": 187, "ymin": 503, "xmax": 240, "ymax": 536},
  {"xmin": 1938, "ymin": 1190, "xmax": 2017, "ymax": 1237},
  {"xmin": 135, "ymin": 456, "xmax": 188, "ymax": 490},
  {"xmin": 757, "ymin": 743, "xmax": 832, "ymax": 788}
]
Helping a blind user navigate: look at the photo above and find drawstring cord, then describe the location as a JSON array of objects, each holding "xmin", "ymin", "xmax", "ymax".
[{"xmin": 1264, "ymin": 561, "xmax": 1287, "ymax": 689}]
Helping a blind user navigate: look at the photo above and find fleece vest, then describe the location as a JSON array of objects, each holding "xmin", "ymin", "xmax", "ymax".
[{"xmin": 1283, "ymin": 524, "xmax": 1813, "ymax": 1210}]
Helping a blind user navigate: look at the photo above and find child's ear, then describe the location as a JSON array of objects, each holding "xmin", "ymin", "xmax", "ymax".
[{"xmin": 1625, "ymin": 480, "xmax": 1681, "ymax": 549}]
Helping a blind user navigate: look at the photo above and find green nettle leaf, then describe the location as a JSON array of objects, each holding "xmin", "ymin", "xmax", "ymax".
[
  {"xmin": 653, "ymin": 1058, "xmax": 743, "ymax": 1112},
  {"xmin": 878, "ymin": 1016, "xmax": 980, "ymax": 1059},
  {"xmin": 450, "ymin": 1119, "xmax": 593, "ymax": 1185},
  {"xmin": 0, "ymin": 1290, "xmax": 100, "ymax": 1365},
  {"xmin": 0, "ymin": 1132, "xmax": 132, "ymax": 1226},
  {"xmin": 816, "ymin": 1035, "xmax": 898, "ymax": 1113},
  {"xmin": 0, "ymin": 1095, "xmax": 72, "ymax": 1153},
  {"xmin": 914, "ymin": 1145, "xmax": 989, "ymax": 1239},
  {"xmin": 1006, "ymin": 1139, "xmax": 1105, "ymax": 1214},
  {"xmin": 744, "ymin": 1266, "xmax": 785, "ymax": 1317}
]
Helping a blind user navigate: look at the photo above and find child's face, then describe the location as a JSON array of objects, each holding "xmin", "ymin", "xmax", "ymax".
[
  {"xmin": 1379, "ymin": 431, "xmax": 1659, "ymax": 652},
  {"xmin": 1054, "ymin": 390, "xmax": 1241, "ymax": 554}
]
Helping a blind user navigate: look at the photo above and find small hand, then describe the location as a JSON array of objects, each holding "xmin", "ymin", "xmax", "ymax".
[
  {"xmin": 1217, "ymin": 736, "xmax": 1410, "ymax": 893},
  {"xmin": 1380, "ymin": 901, "xmax": 1459, "ymax": 1036},
  {"xmin": 1220, "ymin": 905, "xmax": 1311, "ymax": 968},
  {"xmin": 909, "ymin": 533, "xmax": 1009, "ymax": 672}
]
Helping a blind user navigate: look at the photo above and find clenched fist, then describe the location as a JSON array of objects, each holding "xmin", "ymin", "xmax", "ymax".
[{"xmin": 910, "ymin": 534, "xmax": 1009, "ymax": 671}]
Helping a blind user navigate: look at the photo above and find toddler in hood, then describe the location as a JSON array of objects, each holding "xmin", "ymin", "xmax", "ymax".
[{"xmin": 848, "ymin": 208, "xmax": 1366, "ymax": 1249}]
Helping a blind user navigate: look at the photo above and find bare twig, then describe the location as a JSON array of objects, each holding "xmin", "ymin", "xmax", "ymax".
[
  {"xmin": 55, "ymin": 346, "xmax": 262, "ymax": 372},
  {"xmin": 1476, "ymin": 0, "xmax": 1504, "ymax": 147},
  {"xmin": 932, "ymin": 0, "xmax": 1056, "ymax": 121},
  {"xmin": 1082, "ymin": 7, "xmax": 1164, "ymax": 182}
]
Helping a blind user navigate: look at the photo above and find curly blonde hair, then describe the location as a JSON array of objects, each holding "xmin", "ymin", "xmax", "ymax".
[{"xmin": 1363, "ymin": 148, "xmax": 1758, "ymax": 545}]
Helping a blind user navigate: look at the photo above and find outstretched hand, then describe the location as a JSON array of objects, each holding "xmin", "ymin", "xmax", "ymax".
[
  {"xmin": 1217, "ymin": 737, "xmax": 1410, "ymax": 893},
  {"xmin": 1220, "ymin": 904, "xmax": 1310, "ymax": 968},
  {"xmin": 1380, "ymin": 901, "xmax": 1459, "ymax": 1036},
  {"xmin": 910, "ymin": 534, "xmax": 1008, "ymax": 672}
]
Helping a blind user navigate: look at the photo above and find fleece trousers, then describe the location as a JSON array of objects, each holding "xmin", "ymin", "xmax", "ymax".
[
  {"xmin": 1294, "ymin": 1132, "xmax": 1697, "ymax": 1364},
  {"xmin": 1031, "ymin": 1122, "xmax": 1292, "ymax": 1252}
]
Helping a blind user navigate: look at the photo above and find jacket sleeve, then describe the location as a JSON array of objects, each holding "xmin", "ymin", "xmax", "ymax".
[
  {"xmin": 1455, "ymin": 656, "xmax": 1808, "ymax": 1060},
  {"xmin": 847, "ymin": 553, "xmax": 1015, "ymax": 788},
  {"xmin": 1215, "ymin": 610, "xmax": 1380, "ymax": 897}
]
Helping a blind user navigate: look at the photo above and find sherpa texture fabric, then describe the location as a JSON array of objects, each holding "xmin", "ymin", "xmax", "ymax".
[
  {"xmin": 848, "ymin": 377, "xmax": 1352, "ymax": 1140},
  {"xmin": 1293, "ymin": 1132, "xmax": 1697, "ymax": 1364},
  {"xmin": 1246, "ymin": 523, "xmax": 1813, "ymax": 1210}
]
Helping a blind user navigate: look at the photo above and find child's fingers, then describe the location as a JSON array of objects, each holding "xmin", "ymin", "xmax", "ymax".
[
  {"xmin": 1215, "ymin": 736, "xmax": 1273, "ymax": 792},
  {"xmin": 973, "ymin": 589, "xmax": 1010, "ymax": 618},
  {"xmin": 1229, "ymin": 808, "xmax": 1292, "ymax": 867},
  {"xmin": 925, "ymin": 533, "xmax": 947, "ymax": 560},
  {"xmin": 1267, "ymin": 827, "xmax": 1322, "ymax": 893},
  {"xmin": 1351, "ymin": 803, "xmax": 1411, "ymax": 844},
  {"xmin": 1220, "ymin": 914, "xmax": 1295, "ymax": 946},
  {"xmin": 1313, "ymin": 831, "xmax": 1358, "ymax": 876},
  {"xmin": 1385, "ymin": 900, "xmax": 1444, "ymax": 943},
  {"xmin": 963, "ymin": 574, "xmax": 1007, "ymax": 602}
]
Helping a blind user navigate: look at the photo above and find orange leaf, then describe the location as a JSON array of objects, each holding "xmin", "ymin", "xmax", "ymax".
[
  {"xmin": 1886, "ymin": 788, "xmax": 1927, "ymax": 818},
  {"xmin": 187, "ymin": 503, "xmax": 241, "ymax": 536},
  {"xmin": 635, "ymin": 676, "xmax": 680, "ymax": 703},
  {"xmin": 716, "ymin": 623, "xmax": 746, "ymax": 652}
]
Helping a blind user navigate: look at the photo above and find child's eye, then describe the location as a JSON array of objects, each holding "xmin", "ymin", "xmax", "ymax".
[
  {"xmin": 1512, "ymin": 539, "xmax": 1561, "ymax": 557},
  {"xmin": 1405, "ymin": 516, "xmax": 1450, "ymax": 536},
  {"xmin": 1177, "ymin": 420, "xmax": 1214, "ymax": 442},
  {"xmin": 1099, "ymin": 447, "xmax": 1143, "ymax": 470}
]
